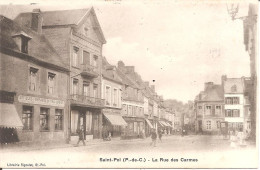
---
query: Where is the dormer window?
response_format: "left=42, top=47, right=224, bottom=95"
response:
left=231, top=85, right=237, bottom=92
left=12, top=31, right=32, bottom=54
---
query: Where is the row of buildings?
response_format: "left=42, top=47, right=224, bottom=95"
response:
left=0, top=7, right=175, bottom=145
left=194, top=75, right=252, bottom=135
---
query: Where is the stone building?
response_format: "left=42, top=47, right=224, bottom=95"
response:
left=15, top=8, right=106, bottom=142
left=0, top=15, right=69, bottom=145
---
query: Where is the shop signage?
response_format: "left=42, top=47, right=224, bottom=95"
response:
left=18, top=95, right=65, bottom=107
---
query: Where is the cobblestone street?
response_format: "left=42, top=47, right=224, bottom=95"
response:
left=0, top=135, right=257, bottom=168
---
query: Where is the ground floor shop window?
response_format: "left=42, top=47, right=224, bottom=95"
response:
left=86, top=111, right=92, bottom=135
left=206, top=120, right=211, bottom=130
left=71, top=110, right=79, bottom=134
left=55, top=109, right=63, bottom=130
left=22, top=106, right=33, bottom=130
left=40, top=108, right=49, bottom=131
left=216, top=121, right=220, bottom=129
left=134, top=122, right=138, bottom=134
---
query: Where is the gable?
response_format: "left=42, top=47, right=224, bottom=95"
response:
left=76, top=8, right=106, bottom=44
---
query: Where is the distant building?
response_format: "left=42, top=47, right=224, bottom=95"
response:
left=223, top=76, right=251, bottom=132
left=101, top=57, right=126, bottom=138
left=194, top=82, right=224, bottom=134
left=0, top=15, right=69, bottom=144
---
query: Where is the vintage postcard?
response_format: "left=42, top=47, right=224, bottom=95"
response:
left=0, top=0, right=258, bottom=168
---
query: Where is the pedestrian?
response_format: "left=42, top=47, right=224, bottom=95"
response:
left=158, top=129, right=163, bottom=142
left=75, top=125, right=86, bottom=147
left=150, top=128, right=157, bottom=147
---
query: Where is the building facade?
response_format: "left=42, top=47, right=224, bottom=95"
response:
left=194, top=82, right=225, bottom=134
left=0, top=15, right=69, bottom=145
left=15, top=8, right=107, bottom=142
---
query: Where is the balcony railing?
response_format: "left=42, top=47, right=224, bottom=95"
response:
left=80, top=64, right=99, bottom=78
left=70, top=94, right=105, bottom=107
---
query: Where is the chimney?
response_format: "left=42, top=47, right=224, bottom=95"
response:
left=31, top=9, right=43, bottom=34
left=117, top=61, right=125, bottom=69
left=221, top=75, right=227, bottom=87
left=204, top=82, right=214, bottom=91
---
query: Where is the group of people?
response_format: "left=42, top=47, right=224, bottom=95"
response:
left=229, top=128, right=247, bottom=148
left=150, top=128, right=163, bottom=147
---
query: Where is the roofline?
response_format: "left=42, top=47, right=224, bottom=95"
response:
left=102, top=75, right=124, bottom=85
left=0, top=46, right=70, bottom=73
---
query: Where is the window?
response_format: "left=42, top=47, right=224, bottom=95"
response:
left=233, top=97, right=239, bottom=104
left=128, top=105, right=133, bottom=116
left=48, top=72, right=55, bottom=94
left=233, top=110, right=240, bottom=117
left=215, top=105, right=221, bottom=115
left=93, top=84, right=98, bottom=98
left=83, top=26, right=88, bottom=36
left=92, top=55, right=98, bottom=67
left=72, top=79, right=78, bottom=95
left=247, top=121, right=251, bottom=129
left=86, top=111, right=92, bottom=135
left=206, top=120, right=211, bottom=130
left=198, top=106, right=202, bottom=109
left=122, top=104, right=127, bottom=115
left=216, top=121, right=220, bottom=129
left=72, top=47, right=79, bottom=67
left=113, top=88, right=118, bottom=106
left=83, top=82, right=90, bottom=96
left=225, top=97, right=232, bottom=104
left=134, top=122, right=138, bottom=133
left=21, top=38, right=29, bottom=53
left=29, top=67, right=38, bottom=91
left=225, top=110, right=232, bottom=117
left=105, top=86, right=111, bottom=105
left=231, top=85, right=237, bottom=92
left=40, top=108, right=49, bottom=131
left=205, top=106, right=211, bottom=115
left=82, top=51, right=90, bottom=65
left=55, top=109, right=63, bottom=130
left=22, top=106, right=33, bottom=130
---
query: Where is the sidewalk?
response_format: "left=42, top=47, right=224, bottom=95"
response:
left=0, top=136, right=151, bottom=152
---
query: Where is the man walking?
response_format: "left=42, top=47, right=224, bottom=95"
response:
left=76, top=125, right=86, bottom=146
left=150, top=128, right=157, bottom=147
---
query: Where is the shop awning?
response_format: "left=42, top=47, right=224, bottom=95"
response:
left=103, top=113, right=127, bottom=126
left=0, top=103, right=23, bottom=128
left=165, top=122, right=172, bottom=127
left=145, top=119, right=153, bottom=128
left=158, top=121, right=165, bottom=127
left=159, top=121, right=169, bottom=127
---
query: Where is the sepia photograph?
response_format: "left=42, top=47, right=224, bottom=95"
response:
left=0, top=0, right=258, bottom=168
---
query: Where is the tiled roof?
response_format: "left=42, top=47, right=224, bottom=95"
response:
left=0, top=15, right=68, bottom=69
left=102, top=57, right=123, bottom=84
left=224, top=78, right=244, bottom=93
left=199, top=85, right=224, bottom=101
left=15, top=9, right=89, bottom=26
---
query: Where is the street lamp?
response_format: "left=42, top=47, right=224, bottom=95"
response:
left=226, top=3, right=239, bottom=20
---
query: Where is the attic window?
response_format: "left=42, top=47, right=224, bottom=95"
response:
left=231, top=85, right=237, bottom=92
left=21, top=37, right=29, bottom=53
left=12, top=32, right=32, bottom=54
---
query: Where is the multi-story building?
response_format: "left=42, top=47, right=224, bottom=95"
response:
left=243, top=3, right=257, bottom=140
left=117, top=61, right=145, bottom=139
left=101, top=57, right=126, bottom=138
left=223, top=76, right=251, bottom=132
left=194, top=82, right=224, bottom=134
left=15, top=8, right=106, bottom=142
left=0, top=15, right=69, bottom=144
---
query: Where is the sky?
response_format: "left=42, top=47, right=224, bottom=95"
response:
left=0, top=0, right=253, bottom=103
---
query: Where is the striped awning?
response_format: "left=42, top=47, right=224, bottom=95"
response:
left=145, top=119, right=153, bottom=128
left=0, top=103, right=23, bottom=128
left=103, top=113, right=127, bottom=126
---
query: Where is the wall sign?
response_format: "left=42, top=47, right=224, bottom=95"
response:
left=18, top=95, right=65, bottom=107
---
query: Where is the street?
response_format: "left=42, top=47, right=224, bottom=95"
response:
left=0, top=135, right=257, bottom=168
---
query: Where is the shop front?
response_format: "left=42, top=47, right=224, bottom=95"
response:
left=70, top=106, right=102, bottom=143
left=0, top=91, right=23, bottom=144
left=122, top=116, right=145, bottom=139
left=144, top=118, right=153, bottom=137
left=102, top=108, right=127, bottom=138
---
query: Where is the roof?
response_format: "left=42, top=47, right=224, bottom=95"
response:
left=224, top=78, right=244, bottom=93
left=14, top=7, right=106, bottom=44
left=199, top=84, right=224, bottom=102
left=102, top=57, right=123, bottom=84
left=0, top=15, right=68, bottom=70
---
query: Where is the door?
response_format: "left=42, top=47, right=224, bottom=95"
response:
left=198, top=120, right=202, bottom=132
left=79, top=112, right=86, bottom=139
left=92, top=113, right=99, bottom=139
